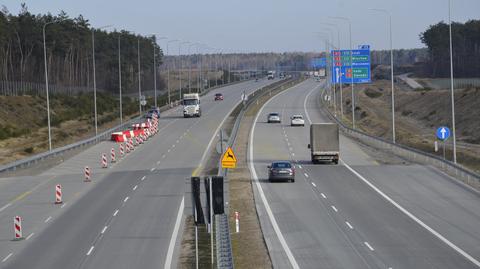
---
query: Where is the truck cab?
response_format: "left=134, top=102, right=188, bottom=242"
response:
left=182, top=93, right=201, bottom=117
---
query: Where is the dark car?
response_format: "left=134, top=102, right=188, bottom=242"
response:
left=268, top=161, right=295, bottom=182
left=146, top=106, right=160, bottom=119
left=214, top=93, right=224, bottom=101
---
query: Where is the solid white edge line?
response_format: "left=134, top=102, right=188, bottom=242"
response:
left=2, top=253, right=12, bottom=263
left=0, top=203, right=12, bottom=212
left=248, top=84, right=302, bottom=269
left=86, top=246, right=95, bottom=256
left=342, top=160, right=480, bottom=267
left=364, top=242, right=375, bottom=251
left=307, top=82, right=480, bottom=267
left=346, top=221, right=354, bottom=230
left=164, top=196, right=184, bottom=269
left=113, top=209, right=119, bottom=216
left=26, top=232, right=34, bottom=240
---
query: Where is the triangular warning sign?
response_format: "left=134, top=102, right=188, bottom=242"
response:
left=222, top=147, right=237, bottom=162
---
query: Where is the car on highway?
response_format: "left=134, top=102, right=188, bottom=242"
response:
left=214, top=93, right=224, bottom=101
left=146, top=106, right=160, bottom=119
left=290, top=115, right=305, bottom=126
left=267, top=112, right=281, bottom=123
left=268, top=161, right=295, bottom=182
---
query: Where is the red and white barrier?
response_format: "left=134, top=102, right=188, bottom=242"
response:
left=55, top=184, right=63, bottom=204
left=129, top=138, right=134, bottom=150
left=136, top=136, right=140, bottom=146
left=14, top=216, right=23, bottom=240
left=119, top=143, right=124, bottom=156
left=111, top=148, right=116, bottom=163
left=84, top=166, right=91, bottom=182
left=101, top=153, right=108, bottom=168
left=235, top=211, right=240, bottom=233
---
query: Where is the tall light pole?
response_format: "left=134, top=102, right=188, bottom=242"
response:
left=179, top=41, right=190, bottom=100
left=188, top=43, right=198, bottom=93
left=151, top=35, right=167, bottom=108
left=448, top=0, right=457, bottom=163
left=315, top=31, right=336, bottom=115
left=43, top=19, right=65, bottom=151
left=331, top=16, right=355, bottom=129
left=138, top=38, right=142, bottom=115
left=167, top=39, right=179, bottom=105
left=118, top=34, right=123, bottom=124
left=92, top=25, right=112, bottom=135
left=370, top=8, right=396, bottom=144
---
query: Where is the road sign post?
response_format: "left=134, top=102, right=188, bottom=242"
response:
left=221, top=147, right=237, bottom=169
left=436, top=127, right=450, bottom=160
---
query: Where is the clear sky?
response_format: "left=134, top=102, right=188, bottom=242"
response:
left=2, top=0, right=479, bottom=54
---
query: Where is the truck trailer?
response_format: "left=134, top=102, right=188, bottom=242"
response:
left=308, top=123, right=339, bottom=164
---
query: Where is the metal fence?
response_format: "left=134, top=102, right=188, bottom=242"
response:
left=0, top=81, right=107, bottom=96
left=318, top=89, right=480, bottom=189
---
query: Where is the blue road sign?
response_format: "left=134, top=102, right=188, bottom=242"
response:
left=311, top=57, right=327, bottom=68
left=331, top=48, right=371, bottom=84
left=436, top=126, right=451, bottom=141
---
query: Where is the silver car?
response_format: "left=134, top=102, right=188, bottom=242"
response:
left=268, top=161, right=295, bottom=182
left=267, top=112, right=281, bottom=123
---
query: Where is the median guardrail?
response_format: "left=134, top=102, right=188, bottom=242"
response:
left=318, top=87, right=480, bottom=189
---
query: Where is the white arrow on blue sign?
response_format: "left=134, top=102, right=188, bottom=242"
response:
left=436, top=126, right=450, bottom=141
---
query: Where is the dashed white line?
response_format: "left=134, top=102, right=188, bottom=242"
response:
left=123, top=197, right=129, bottom=203
left=0, top=203, right=12, bottom=212
left=331, top=206, right=338, bottom=212
left=162, top=154, right=166, bottom=158
left=298, top=165, right=302, bottom=169
left=133, top=185, right=138, bottom=191
left=44, top=216, right=52, bottom=223
left=176, top=140, right=179, bottom=143
left=157, top=161, right=161, bottom=165
left=101, top=226, right=108, bottom=234
left=150, top=168, right=155, bottom=172
left=172, top=144, right=175, bottom=148
left=167, top=149, right=171, bottom=153
left=304, top=173, right=309, bottom=178
left=289, top=147, right=293, bottom=151
left=311, top=182, right=317, bottom=187
left=321, top=193, right=327, bottom=199
left=113, top=209, right=119, bottom=216
left=141, top=176, right=146, bottom=181
left=86, top=246, right=95, bottom=256
left=291, top=153, right=295, bottom=156
left=2, top=253, right=12, bottom=263
left=287, top=142, right=291, bottom=146
left=26, top=233, right=34, bottom=240
left=346, top=221, right=354, bottom=230
left=364, top=242, right=375, bottom=251
left=61, top=202, right=67, bottom=208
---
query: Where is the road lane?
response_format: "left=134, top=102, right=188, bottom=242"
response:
left=249, top=79, right=479, bottom=268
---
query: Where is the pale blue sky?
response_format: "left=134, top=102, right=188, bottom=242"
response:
left=2, top=0, right=479, bottom=53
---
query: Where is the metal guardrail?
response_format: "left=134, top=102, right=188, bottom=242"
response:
left=318, top=88, right=480, bottom=189
left=213, top=77, right=301, bottom=269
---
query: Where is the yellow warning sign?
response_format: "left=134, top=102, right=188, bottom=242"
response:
left=221, top=147, right=237, bottom=169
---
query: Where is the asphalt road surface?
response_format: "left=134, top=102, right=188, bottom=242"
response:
left=249, top=79, right=480, bottom=269
left=0, top=78, right=275, bottom=269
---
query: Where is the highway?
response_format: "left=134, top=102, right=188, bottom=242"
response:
left=249, top=79, right=480, bottom=268
left=0, top=78, right=275, bottom=269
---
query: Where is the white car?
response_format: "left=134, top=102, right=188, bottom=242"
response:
left=267, top=112, right=281, bottom=123
left=290, top=115, right=305, bottom=126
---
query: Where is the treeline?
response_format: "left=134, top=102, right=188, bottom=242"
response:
left=420, top=20, right=480, bottom=78
left=0, top=4, right=163, bottom=94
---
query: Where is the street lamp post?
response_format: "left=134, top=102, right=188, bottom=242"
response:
left=448, top=0, right=457, bottom=163
left=167, top=39, right=179, bottom=105
left=152, top=35, right=167, bottom=108
left=331, top=16, right=355, bottom=129
left=118, top=35, right=122, bottom=124
left=138, top=39, right=142, bottom=115
left=43, top=19, right=65, bottom=151
left=370, top=8, right=396, bottom=143
left=179, top=41, right=190, bottom=100
left=188, top=43, right=198, bottom=93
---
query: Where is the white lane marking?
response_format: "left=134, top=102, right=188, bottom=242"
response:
left=298, top=165, right=302, bottom=169
left=311, top=182, right=317, bottom=187
left=44, top=216, right=52, bottom=223
left=303, top=83, right=322, bottom=124
left=184, top=132, right=187, bottom=136
left=61, top=202, right=67, bottom=208
left=157, top=161, right=161, bottom=165
left=113, top=209, right=119, bottom=216
left=331, top=206, right=338, bottom=212
left=287, top=142, right=291, bottom=146
left=26, top=232, right=34, bottom=240
left=150, top=168, right=155, bottom=172
left=164, top=196, right=184, bottom=269
left=101, top=226, right=108, bottom=234
left=86, top=246, right=95, bottom=256
left=176, top=140, right=179, bottom=143
left=291, top=153, right=295, bottom=156
left=167, top=149, right=171, bottom=153
left=2, top=253, right=12, bottom=263
left=141, top=176, right=146, bottom=181
left=248, top=86, right=301, bottom=269
left=123, top=197, right=129, bottom=203
left=172, top=144, right=176, bottom=148
left=364, top=242, right=375, bottom=251
left=304, top=173, right=309, bottom=178
left=162, top=154, right=166, bottom=158
left=133, top=185, right=138, bottom=191
left=321, top=193, right=327, bottom=199
left=346, top=221, right=354, bottom=230
left=0, top=203, right=12, bottom=212
left=342, top=160, right=480, bottom=267
left=289, top=147, right=293, bottom=151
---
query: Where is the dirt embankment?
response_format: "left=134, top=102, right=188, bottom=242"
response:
left=336, top=80, right=480, bottom=172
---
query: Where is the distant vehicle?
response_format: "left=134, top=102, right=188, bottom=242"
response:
left=279, top=72, right=286, bottom=79
left=268, top=161, right=295, bottom=182
left=267, top=71, right=275, bottom=80
left=308, top=123, right=339, bottom=164
left=290, top=115, right=305, bottom=126
left=146, top=106, right=160, bottom=119
left=267, top=112, right=281, bottom=123
left=183, top=93, right=201, bottom=117
left=214, top=93, right=224, bottom=101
